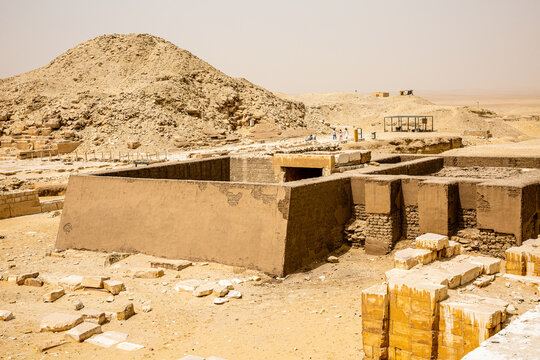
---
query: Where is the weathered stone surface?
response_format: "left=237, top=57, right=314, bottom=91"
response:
left=394, top=248, right=435, bottom=270
left=151, top=259, right=192, bottom=271
left=40, top=313, right=83, bottom=332
left=415, top=233, right=449, bottom=251
left=0, top=310, right=14, bottom=321
left=174, top=279, right=202, bottom=292
left=116, top=303, right=135, bottom=320
left=14, top=272, right=39, bottom=285
left=24, top=277, right=43, bottom=287
left=193, top=282, right=216, bottom=297
left=468, top=256, right=501, bottom=275
left=59, top=275, right=83, bottom=291
left=73, top=300, right=84, bottom=311
left=82, top=309, right=106, bottom=324
left=103, top=280, right=125, bottom=295
left=43, top=289, right=65, bottom=302
left=327, top=255, right=339, bottom=263
left=218, top=280, right=234, bottom=290
left=67, top=322, right=102, bottom=342
left=226, top=290, right=242, bottom=299
left=116, top=341, right=144, bottom=351
left=474, top=275, right=496, bottom=288
left=131, top=268, right=164, bottom=278
left=86, top=330, right=128, bottom=348
left=81, top=276, right=109, bottom=289
left=34, top=337, right=68, bottom=352
left=213, top=285, right=229, bottom=297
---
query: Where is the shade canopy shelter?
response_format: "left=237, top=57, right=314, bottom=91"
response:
left=383, top=116, right=434, bottom=132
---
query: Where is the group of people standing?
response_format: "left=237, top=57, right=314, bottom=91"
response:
left=332, top=128, right=348, bottom=141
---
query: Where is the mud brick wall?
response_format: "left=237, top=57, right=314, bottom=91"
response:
left=452, top=230, right=517, bottom=258
left=0, top=190, right=41, bottom=219
left=93, top=156, right=230, bottom=181
left=284, top=177, right=352, bottom=274
left=457, top=209, right=477, bottom=230
left=366, top=211, right=401, bottom=251
left=402, top=205, right=420, bottom=240
left=354, top=204, right=367, bottom=220
left=229, top=155, right=277, bottom=183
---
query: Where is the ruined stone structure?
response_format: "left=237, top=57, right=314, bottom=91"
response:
left=0, top=189, right=63, bottom=219
left=56, top=152, right=540, bottom=276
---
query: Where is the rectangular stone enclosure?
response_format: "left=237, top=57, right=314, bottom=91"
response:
left=56, top=153, right=540, bottom=275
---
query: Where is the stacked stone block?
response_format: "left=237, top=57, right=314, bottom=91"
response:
left=362, top=284, right=389, bottom=359
left=438, top=295, right=508, bottom=359
left=505, top=238, right=540, bottom=276
left=387, top=279, right=448, bottom=360
left=0, top=190, right=41, bottom=219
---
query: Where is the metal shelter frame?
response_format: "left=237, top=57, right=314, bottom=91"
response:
left=383, top=116, right=434, bottom=132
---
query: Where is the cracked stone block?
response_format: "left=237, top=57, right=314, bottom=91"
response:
left=67, top=322, right=102, bottom=342
left=40, top=313, right=83, bottom=332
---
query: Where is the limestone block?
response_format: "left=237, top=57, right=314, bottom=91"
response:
left=116, top=341, right=144, bottom=351
left=131, top=268, right=164, bottom=278
left=174, top=279, right=202, bottom=292
left=82, top=309, right=107, bottom=325
left=116, top=303, right=135, bottom=320
left=218, top=280, right=234, bottom=290
left=150, top=259, right=192, bottom=271
left=0, top=310, right=14, bottom=321
left=468, top=256, right=501, bottom=275
left=439, top=259, right=482, bottom=286
left=59, top=275, right=83, bottom=291
left=213, top=285, right=230, bottom=297
left=193, top=282, right=216, bottom=297
left=40, top=313, right=83, bottom=332
left=225, top=290, right=242, bottom=299
left=43, top=289, right=65, bottom=303
left=81, top=276, right=109, bottom=289
left=415, top=233, right=449, bottom=251
left=335, top=153, right=350, bottom=165
left=7, top=275, right=18, bottom=284
left=348, top=151, right=361, bottom=162
left=24, top=277, right=43, bottom=287
left=394, top=248, right=436, bottom=270
left=103, top=280, right=125, bottom=295
left=15, top=272, right=39, bottom=285
left=67, top=322, right=102, bottom=342
left=441, top=240, right=461, bottom=258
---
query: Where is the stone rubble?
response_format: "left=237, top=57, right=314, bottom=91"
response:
left=43, top=289, right=65, bottom=302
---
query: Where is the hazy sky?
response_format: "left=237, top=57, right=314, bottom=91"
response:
left=1, top=0, right=540, bottom=94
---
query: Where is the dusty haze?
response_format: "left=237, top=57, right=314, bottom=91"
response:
left=1, top=0, right=540, bottom=94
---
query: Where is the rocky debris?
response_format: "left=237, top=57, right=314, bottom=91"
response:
left=58, top=275, right=83, bottom=291
left=213, top=298, right=229, bottom=305
left=81, top=275, right=109, bottom=288
left=226, top=291, right=242, bottom=299
left=506, top=304, right=518, bottom=315
left=104, top=252, right=131, bottom=266
left=8, top=271, right=39, bottom=285
left=0, top=34, right=324, bottom=152
left=103, top=279, right=125, bottom=295
left=474, top=275, right=496, bottom=288
left=131, top=267, right=164, bottom=278
left=213, top=285, right=229, bottom=297
left=343, top=218, right=366, bottom=245
left=116, top=303, right=135, bottom=320
left=106, top=296, right=115, bottom=303
left=142, top=305, right=152, bottom=313
left=34, top=337, right=68, bottom=352
left=43, top=289, right=65, bottom=302
left=40, top=313, right=83, bottom=332
left=67, top=322, right=102, bottom=342
left=218, top=280, right=234, bottom=290
left=327, top=256, right=339, bottom=263
left=82, top=310, right=106, bottom=324
left=127, top=141, right=141, bottom=149
left=174, top=279, right=202, bottom=292
left=73, top=300, right=84, bottom=311
left=193, top=282, right=216, bottom=297
left=0, top=310, right=14, bottom=321
left=151, top=259, right=192, bottom=271
left=24, top=277, right=43, bottom=287
left=116, top=342, right=145, bottom=351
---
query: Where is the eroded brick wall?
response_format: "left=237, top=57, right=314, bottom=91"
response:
left=229, top=156, right=277, bottom=183
left=452, top=229, right=517, bottom=258
left=402, top=205, right=419, bottom=240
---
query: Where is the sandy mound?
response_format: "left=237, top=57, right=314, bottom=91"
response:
left=276, top=92, right=528, bottom=139
left=0, top=34, right=324, bottom=151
